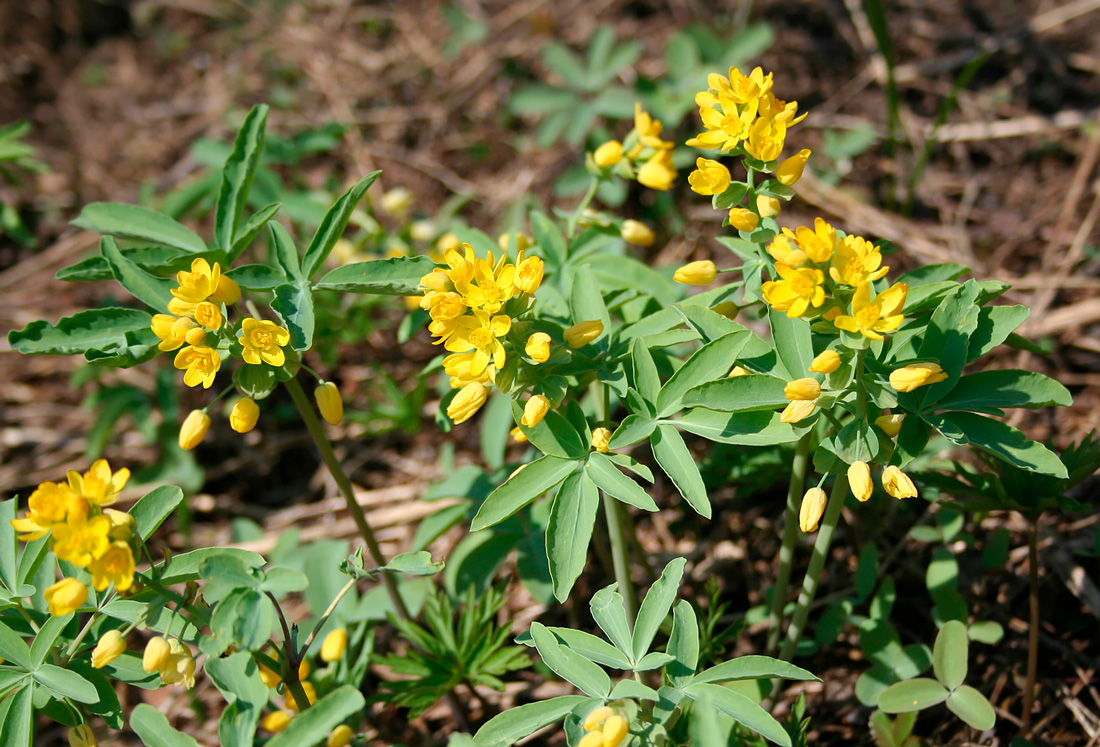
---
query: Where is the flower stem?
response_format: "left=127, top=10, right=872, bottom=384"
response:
left=284, top=376, right=409, bottom=620
left=594, top=381, right=635, bottom=623
left=297, top=576, right=357, bottom=660
left=778, top=475, right=849, bottom=662
left=765, top=432, right=813, bottom=656
left=567, top=177, right=601, bottom=240
left=1023, top=513, right=1041, bottom=729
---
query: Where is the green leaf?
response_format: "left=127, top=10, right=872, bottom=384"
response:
left=314, top=256, right=437, bottom=296
left=302, top=172, right=381, bottom=279
left=686, top=683, right=791, bottom=747
left=260, top=566, right=309, bottom=594
left=946, top=684, right=996, bottom=730
left=205, top=652, right=268, bottom=747
left=934, top=370, right=1071, bottom=412
left=530, top=622, right=611, bottom=698
left=226, top=263, right=286, bottom=290
left=657, top=332, right=750, bottom=417
left=100, top=237, right=174, bottom=312
left=682, top=374, right=789, bottom=412
left=0, top=499, right=19, bottom=594
left=209, top=588, right=274, bottom=651
left=514, top=404, right=588, bottom=459
left=9, top=307, right=155, bottom=358
left=530, top=211, right=567, bottom=269
left=667, top=600, right=699, bottom=687
left=585, top=452, right=657, bottom=512
left=932, top=620, right=968, bottom=690
left=529, top=627, right=631, bottom=669
left=215, top=104, right=268, bottom=252
left=693, top=655, right=819, bottom=684
left=382, top=550, right=445, bottom=576
left=917, top=281, right=981, bottom=405
left=834, top=419, right=880, bottom=464
left=652, top=425, right=711, bottom=518
left=630, top=339, right=661, bottom=404
left=968, top=305, right=1029, bottom=361
left=130, top=703, right=201, bottom=747
left=769, top=307, right=813, bottom=379
left=72, top=202, right=207, bottom=254
left=57, top=246, right=193, bottom=282
left=269, top=221, right=302, bottom=281
left=155, top=548, right=265, bottom=586
left=266, top=686, right=366, bottom=747
left=229, top=203, right=281, bottom=262
left=271, top=282, right=314, bottom=351
left=33, top=663, right=99, bottom=703
left=472, top=695, right=589, bottom=747
left=0, top=619, right=33, bottom=669
left=878, top=677, right=950, bottom=713
left=609, top=414, right=656, bottom=449
left=471, top=456, right=579, bottom=530
left=589, top=584, right=635, bottom=663
left=569, top=270, right=611, bottom=344
left=129, top=485, right=184, bottom=541
left=546, top=472, right=599, bottom=602
left=674, top=409, right=798, bottom=446
left=0, top=685, right=32, bottom=747
left=633, top=557, right=686, bottom=662
left=29, top=614, right=70, bottom=668
left=929, top=412, right=1068, bottom=477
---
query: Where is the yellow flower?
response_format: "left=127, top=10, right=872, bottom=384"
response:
left=262, top=711, right=293, bottom=733
left=143, top=636, right=172, bottom=674
left=299, top=658, right=312, bottom=680
left=169, top=258, right=239, bottom=314
left=173, top=345, right=222, bottom=388
left=632, top=103, right=672, bottom=151
left=762, top=263, right=826, bottom=318
left=829, top=234, right=889, bottom=287
left=889, top=362, right=948, bottom=392
left=445, top=310, right=511, bottom=377
left=91, top=630, right=126, bottom=669
left=756, top=194, right=781, bottom=218
left=229, top=397, right=260, bottom=434
left=688, top=158, right=732, bottom=196
left=321, top=628, right=348, bottom=663
left=674, top=260, right=717, bottom=286
left=792, top=219, right=837, bottom=263
left=881, top=466, right=917, bottom=499
left=620, top=220, right=655, bottom=247
left=68, top=724, right=96, bottom=747
left=779, top=399, right=816, bottom=423
left=68, top=459, right=130, bottom=507
left=591, top=427, right=612, bottom=453
left=728, top=208, right=759, bottom=232
left=712, top=66, right=774, bottom=104
left=259, top=662, right=281, bottom=688
left=875, top=413, right=904, bottom=437
left=593, top=140, right=623, bottom=168
left=687, top=95, right=760, bottom=152
left=381, top=186, right=413, bottom=217
left=809, top=350, right=841, bottom=374
left=777, top=149, right=811, bottom=185
left=285, top=681, right=316, bottom=711
left=759, top=90, right=807, bottom=126
left=602, top=715, right=629, bottom=747
left=161, top=639, right=196, bottom=688
left=744, top=116, right=787, bottom=162
left=315, top=382, right=344, bottom=425
left=577, top=734, right=603, bottom=747
left=799, top=487, right=827, bottom=533
left=848, top=461, right=873, bottom=502
left=766, top=234, right=806, bottom=268
left=89, top=541, right=135, bottom=592
left=239, top=318, right=291, bottom=367
left=443, top=352, right=493, bottom=388
left=564, top=320, right=604, bottom=348
left=728, top=365, right=751, bottom=377
left=784, top=378, right=821, bottom=401
left=151, top=314, right=196, bottom=352
left=522, top=395, right=550, bottom=428
left=178, top=410, right=211, bottom=450
left=328, top=725, right=354, bottom=747
left=448, top=382, right=489, bottom=425
left=637, top=149, right=677, bottom=191
left=515, top=255, right=544, bottom=294
left=833, top=282, right=907, bottom=340
left=103, top=508, right=135, bottom=542
left=525, top=332, right=551, bottom=363
left=44, top=577, right=87, bottom=616
left=11, top=480, right=72, bottom=540
left=511, top=426, right=528, bottom=443
left=584, top=706, right=615, bottom=730
left=52, top=513, right=111, bottom=567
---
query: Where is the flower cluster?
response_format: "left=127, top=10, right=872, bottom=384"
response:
left=142, top=635, right=197, bottom=688
left=579, top=705, right=630, bottom=747
left=591, top=103, right=678, bottom=191
left=10, top=460, right=136, bottom=615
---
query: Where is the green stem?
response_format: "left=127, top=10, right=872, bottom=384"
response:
left=284, top=376, right=409, bottom=621
left=267, top=591, right=312, bottom=713
left=567, top=178, right=601, bottom=240
left=603, top=493, right=636, bottom=625
left=1023, top=513, right=1041, bottom=730
left=778, top=475, right=849, bottom=663
left=297, top=577, right=357, bottom=660
left=64, top=610, right=101, bottom=661
left=765, top=433, right=813, bottom=656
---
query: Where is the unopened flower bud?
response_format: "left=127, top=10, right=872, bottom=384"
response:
left=511, top=426, right=528, bottom=443
left=328, top=725, right=354, bottom=747
left=321, top=628, right=347, bottom=663
left=591, top=427, right=612, bottom=453
left=178, top=410, right=211, bottom=450
left=889, top=362, right=948, bottom=392
left=674, top=260, right=717, bottom=286
left=564, top=320, right=603, bottom=348
left=603, top=714, right=629, bottom=747
left=315, top=382, right=344, bottom=425
left=784, top=378, right=821, bottom=401
left=799, top=487, right=827, bottom=533
left=848, top=461, right=873, bottom=502
left=756, top=194, right=781, bottom=218
left=776, top=148, right=811, bottom=186
left=448, top=383, right=488, bottom=425
left=44, top=577, right=86, bottom=617
left=91, top=630, right=126, bottom=669
left=882, top=466, right=918, bottom=499
left=230, top=397, right=260, bottom=434
left=875, top=413, right=904, bottom=437
left=728, top=207, right=760, bottom=232
left=712, top=301, right=739, bottom=319
left=780, top=400, right=816, bottom=424
left=525, top=332, right=551, bottom=363
left=67, top=724, right=96, bottom=747
left=262, top=711, right=292, bottom=733
left=620, top=219, right=655, bottom=247
left=522, top=395, right=551, bottom=428
left=809, top=350, right=841, bottom=374
left=143, top=636, right=172, bottom=674
left=593, top=140, right=623, bottom=168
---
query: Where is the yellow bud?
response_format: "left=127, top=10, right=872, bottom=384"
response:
left=448, top=382, right=489, bottom=425
left=673, top=260, right=717, bottom=286
left=184, top=326, right=208, bottom=346
left=410, top=220, right=435, bottom=242
left=103, top=508, right=135, bottom=542
left=889, top=362, right=948, bottom=392
left=712, top=301, right=739, bottom=319
left=780, top=400, right=816, bottom=424
left=776, top=148, right=811, bottom=186
left=497, top=232, right=532, bottom=252
left=230, top=397, right=260, bottom=434
left=881, top=466, right=917, bottom=499
left=522, top=395, right=551, bottom=428
left=380, top=186, right=413, bottom=217
left=756, top=194, right=781, bottom=218
left=327, top=724, right=354, bottom=747
left=321, top=628, right=348, bottom=663
left=848, top=461, right=873, bottom=502
left=809, top=350, right=841, bottom=374
left=259, top=662, right=281, bottom=688
left=784, top=378, right=821, bottom=401
left=91, top=630, right=126, bottom=669
left=44, top=577, right=86, bottom=617
left=286, top=681, right=316, bottom=712
left=564, top=320, right=604, bottom=348
left=583, top=706, right=615, bottom=731
left=515, top=256, right=544, bottom=294
left=211, top=274, right=242, bottom=305
left=620, top=219, right=655, bottom=247
left=525, top=332, right=551, bottom=363
left=510, top=426, right=528, bottom=443
left=436, top=231, right=462, bottom=255
left=728, top=207, right=760, bottom=232
left=591, top=427, right=612, bottom=453
left=603, top=714, right=629, bottom=747
left=299, top=658, right=311, bottom=680
left=67, top=724, right=96, bottom=747
left=143, top=636, right=172, bottom=674
left=799, top=487, right=827, bottom=533
left=728, top=365, right=751, bottom=377
left=593, top=140, right=623, bottom=168
left=315, top=382, right=344, bottom=425
left=262, top=711, right=293, bottom=733
left=178, top=410, right=210, bottom=451
left=578, top=733, right=605, bottom=747
left=875, top=414, right=904, bottom=438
